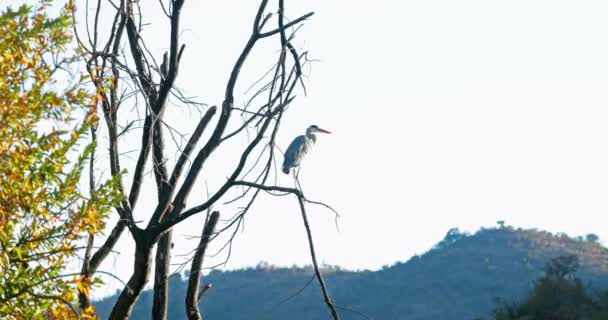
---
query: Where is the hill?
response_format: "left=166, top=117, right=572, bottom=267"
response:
left=95, top=226, right=608, bottom=319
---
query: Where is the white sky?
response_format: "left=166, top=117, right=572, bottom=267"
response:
left=6, top=0, right=608, bottom=298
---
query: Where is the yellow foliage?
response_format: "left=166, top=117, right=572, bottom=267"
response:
left=0, top=2, right=117, bottom=319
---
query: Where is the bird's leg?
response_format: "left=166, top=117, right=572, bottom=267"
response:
left=292, top=169, right=298, bottom=189
left=294, top=167, right=304, bottom=194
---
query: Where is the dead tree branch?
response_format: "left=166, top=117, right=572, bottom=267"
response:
left=231, top=181, right=340, bottom=319
left=297, top=197, right=340, bottom=320
left=73, top=0, right=327, bottom=319
left=185, top=211, right=220, bottom=320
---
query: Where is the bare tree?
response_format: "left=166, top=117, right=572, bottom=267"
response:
left=72, top=0, right=339, bottom=319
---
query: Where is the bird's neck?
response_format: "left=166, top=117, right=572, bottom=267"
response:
left=306, top=132, right=317, bottom=143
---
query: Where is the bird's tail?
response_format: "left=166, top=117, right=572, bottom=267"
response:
left=282, top=165, right=290, bottom=175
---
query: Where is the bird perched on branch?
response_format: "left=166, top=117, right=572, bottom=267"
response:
left=282, top=125, right=331, bottom=175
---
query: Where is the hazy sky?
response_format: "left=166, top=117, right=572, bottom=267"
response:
left=8, top=0, right=608, bottom=298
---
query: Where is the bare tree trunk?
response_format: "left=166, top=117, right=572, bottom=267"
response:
left=152, top=230, right=172, bottom=320
left=186, top=211, right=219, bottom=320
left=109, top=241, right=153, bottom=320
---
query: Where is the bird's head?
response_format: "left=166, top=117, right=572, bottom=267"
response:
left=307, top=125, right=331, bottom=135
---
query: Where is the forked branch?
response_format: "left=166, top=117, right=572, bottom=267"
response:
left=231, top=181, right=340, bottom=320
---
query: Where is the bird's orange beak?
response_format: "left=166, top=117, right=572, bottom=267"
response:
left=317, top=128, right=331, bottom=134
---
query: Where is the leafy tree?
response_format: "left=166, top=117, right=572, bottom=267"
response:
left=543, top=255, right=580, bottom=280
left=434, top=228, right=466, bottom=249
left=586, top=234, right=599, bottom=243
left=491, top=255, right=608, bottom=320
left=0, top=2, right=119, bottom=319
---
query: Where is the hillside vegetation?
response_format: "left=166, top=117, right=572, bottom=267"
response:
left=95, top=226, right=608, bottom=319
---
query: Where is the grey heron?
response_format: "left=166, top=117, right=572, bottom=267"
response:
left=282, top=125, right=331, bottom=175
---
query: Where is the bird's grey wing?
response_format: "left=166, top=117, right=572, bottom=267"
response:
left=283, top=135, right=306, bottom=168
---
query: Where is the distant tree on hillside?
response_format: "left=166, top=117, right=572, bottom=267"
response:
left=543, top=255, right=579, bottom=280
left=491, top=255, right=608, bottom=320
left=586, top=234, right=599, bottom=243
left=434, top=228, right=467, bottom=249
